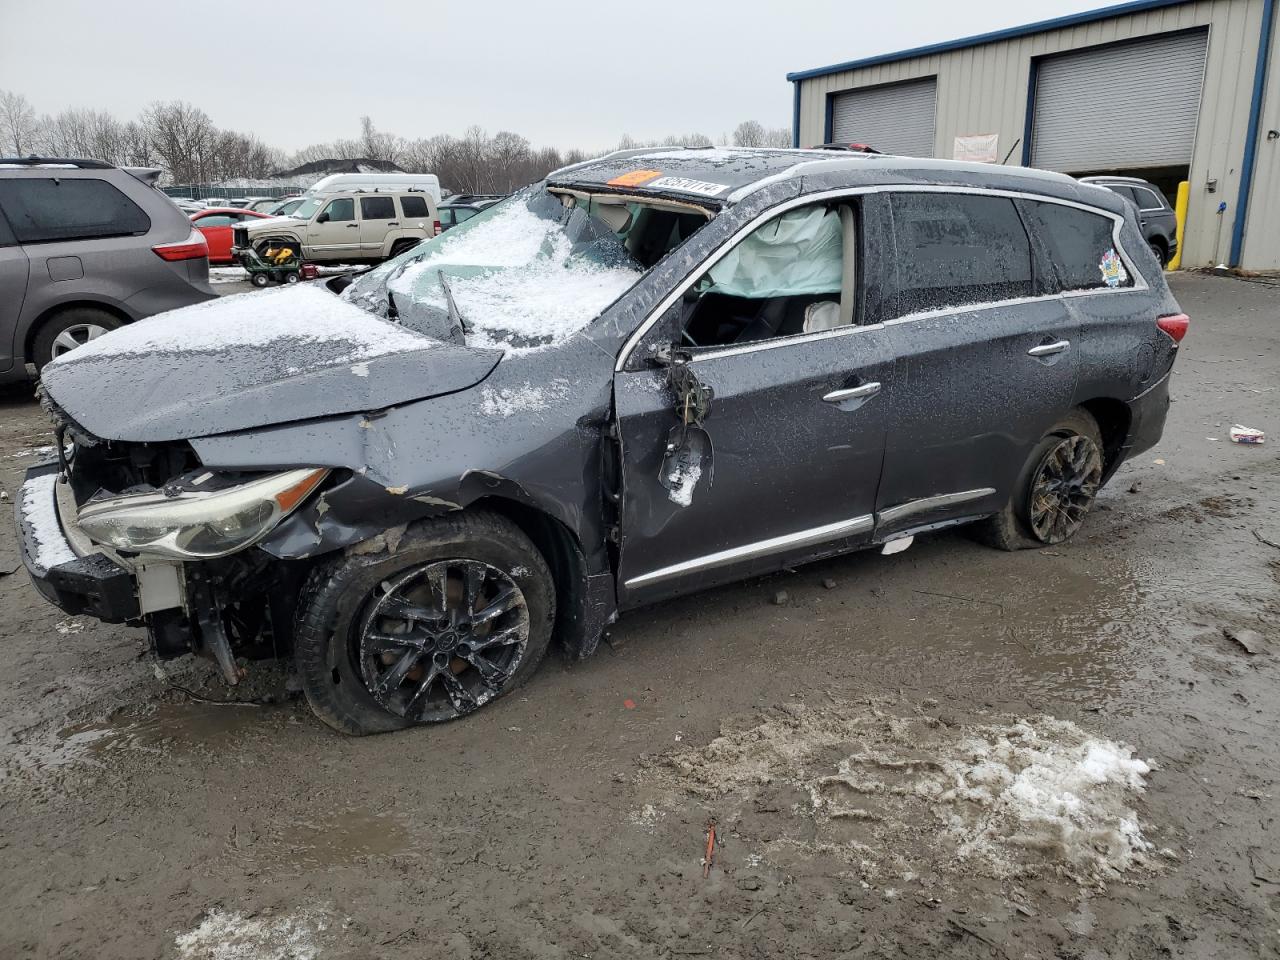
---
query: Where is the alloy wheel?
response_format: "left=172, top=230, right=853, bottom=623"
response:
left=357, top=560, right=529, bottom=722
left=51, top=323, right=111, bottom=358
left=1027, top=434, right=1103, bottom=544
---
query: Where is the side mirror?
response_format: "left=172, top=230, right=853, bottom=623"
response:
left=316, top=212, right=330, bottom=224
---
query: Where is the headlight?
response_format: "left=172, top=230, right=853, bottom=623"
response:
left=78, top=468, right=328, bottom=560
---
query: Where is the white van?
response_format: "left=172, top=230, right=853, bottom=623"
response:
left=306, top=173, right=441, bottom=203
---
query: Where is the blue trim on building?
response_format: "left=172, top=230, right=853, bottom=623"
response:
left=1021, top=58, right=1040, bottom=165
left=1230, top=0, right=1276, bottom=266
left=785, top=0, right=1192, bottom=81
left=792, top=81, right=801, bottom=148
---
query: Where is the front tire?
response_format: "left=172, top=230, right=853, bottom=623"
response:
left=32, top=307, right=123, bottom=371
left=971, top=409, right=1104, bottom=551
left=251, top=272, right=271, bottom=288
left=294, top=512, right=555, bottom=735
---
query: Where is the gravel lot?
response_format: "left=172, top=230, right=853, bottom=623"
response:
left=1, top=272, right=1277, bottom=959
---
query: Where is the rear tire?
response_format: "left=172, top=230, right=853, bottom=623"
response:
left=970, top=409, right=1104, bottom=551
left=284, top=271, right=300, bottom=284
left=294, top=511, right=555, bottom=736
left=1149, top=240, right=1166, bottom=268
left=32, top=307, right=123, bottom=371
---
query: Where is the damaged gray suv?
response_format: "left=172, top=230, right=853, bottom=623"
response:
left=16, top=148, right=1188, bottom=735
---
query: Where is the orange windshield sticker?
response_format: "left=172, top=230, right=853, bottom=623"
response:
left=606, top=169, right=662, bottom=188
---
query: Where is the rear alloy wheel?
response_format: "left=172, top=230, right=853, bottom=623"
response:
left=294, top=512, right=555, bottom=735
left=1025, top=433, right=1103, bottom=544
left=32, top=307, right=122, bottom=371
left=970, top=409, right=1104, bottom=551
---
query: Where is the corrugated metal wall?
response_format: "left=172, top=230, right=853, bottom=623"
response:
left=796, top=0, right=1272, bottom=269
left=1242, top=13, right=1279, bottom=270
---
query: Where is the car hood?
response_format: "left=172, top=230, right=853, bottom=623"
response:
left=41, top=284, right=501, bottom=443
left=242, top=215, right=305, bottom=233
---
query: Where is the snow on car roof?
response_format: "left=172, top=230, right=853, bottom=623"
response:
left=550, top=146, right=1081, bottom=205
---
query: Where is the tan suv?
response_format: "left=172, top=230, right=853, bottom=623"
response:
left=233, top=189, right=439, bottom=264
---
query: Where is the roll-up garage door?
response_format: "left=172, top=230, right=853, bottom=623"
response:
left=1031, top=29, right=1208, bottom=172
left=831, top=77, right=937, bottom=157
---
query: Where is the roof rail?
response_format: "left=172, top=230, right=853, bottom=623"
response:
left=0, top=156, right=115, bottom=169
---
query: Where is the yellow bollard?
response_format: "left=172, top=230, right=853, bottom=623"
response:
left=1167, top=180, right=1189, bottom=271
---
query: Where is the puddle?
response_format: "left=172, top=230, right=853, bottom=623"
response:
left=5, top=701, right=269, bottom=777
left=242, top=808, right=413, bottom=869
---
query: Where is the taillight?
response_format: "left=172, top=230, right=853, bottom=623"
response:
left=433, top=220, right=442, bottom=237
left=153, top=228, right=209, bottom=262
left=1156, top=312, right=1189, bottom=344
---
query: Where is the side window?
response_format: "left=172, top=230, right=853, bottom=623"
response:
left=1103, top=184, right=1138, bottom=206
left=360, top=196, right=396, bottom=220
left=0, top=177, right=151, bottom=244
left=400, top=195, right=431, bottom=218
left=0, top=208, right=18, bottom=246
left=1132, top=186, right=1166, bottom=210
left=681, top=202, right=855, bottom=348
left=321, top=197, right=355, bottom=222
left=196, top=215, right=235, bottom=227
left=889, top=193, right=1033, bottom=316
left=1020, top=201, right=1132, bottom=293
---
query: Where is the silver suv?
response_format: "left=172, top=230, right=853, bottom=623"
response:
left=233, top=189, right=440, bottom=264
left=0, top=157, right=216, bottom=383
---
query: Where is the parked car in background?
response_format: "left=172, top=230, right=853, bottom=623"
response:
left=201, top=197, right=228, bottom=208
left=812, top=142, right=883, bottom=153
left=438, top=194, right=504, bottom=231
left=191, top=207, right=274, bottom=264
left=247, top=197, right=287, bottom=213
left=171, top=198, right=205, bottom=215
left=16, top=148, right=1186, bottom=734
left=1079, top=176, right=1177, bottom=267
left=267, top=196, right=305, bottom=217
left=233, top=189, right=439, bottom=263
left=0, top=157, right=215, bottom=381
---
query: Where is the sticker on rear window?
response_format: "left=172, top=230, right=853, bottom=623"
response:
left=1099, top=248, right=1127, bottom=287
left=645, top=176, right=729, bottom=197
left=607, top=169, right=662, bottom=188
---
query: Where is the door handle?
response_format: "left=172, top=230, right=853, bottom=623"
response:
left=1027, top=340, right=1070, bottom=357
left=387, top=221, right=399, bottom=226
left=823, top=382, right=881, bottom=403
left=346, top=223, right=359, bottom=229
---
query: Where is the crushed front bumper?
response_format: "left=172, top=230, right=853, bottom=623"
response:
left=14, top=463, right=140, bottom=623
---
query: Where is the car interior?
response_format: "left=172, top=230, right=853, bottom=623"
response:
left=552, top=189, right=710, bottom=269
left=679, top=202, right=858, bottom=348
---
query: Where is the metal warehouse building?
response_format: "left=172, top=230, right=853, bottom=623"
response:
left=788, top=0, right=1279, bottom=270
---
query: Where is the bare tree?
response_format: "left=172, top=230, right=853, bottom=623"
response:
left=143, top=101, right=217, bottom=183
left=764, top=126, right=792, bottom=148
left=733, top=120, right=766, bottom=147
left=0, top=90, right=38, bottom=155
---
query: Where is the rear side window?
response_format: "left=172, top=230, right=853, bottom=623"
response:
left=1020, top=201, right=1132, bottom=292
left=1132, top=186, right=1167, bottom=210
left=0, top=177, right=151, bottom=244
left=360, top=196, right=396, bottom=220
left=400, top=195, right=431, bottom=218
left=890, top=192, right=1033, bottom=315
left=196, top=214, right=235, bottom=227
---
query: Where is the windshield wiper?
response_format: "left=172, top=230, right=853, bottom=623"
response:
left=437, top=269, right=468, bottom=342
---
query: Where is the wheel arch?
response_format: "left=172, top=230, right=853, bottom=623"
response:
left=1078, top=397, right=1131, bottom=481
left=467, top=495, right=598, bottom=659
left=24, top=299, right=133, bottom=363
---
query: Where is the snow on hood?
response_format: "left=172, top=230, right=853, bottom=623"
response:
left=40, top=284, right=501, bottom=442
left=48, top=284, right=433, bottom=367
left=241, top=214, right=303, bottom=231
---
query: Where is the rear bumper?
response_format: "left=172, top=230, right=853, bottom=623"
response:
left=14, top=464, right=140, bottom=623
left=1110, top=369, right=1172, bottom=480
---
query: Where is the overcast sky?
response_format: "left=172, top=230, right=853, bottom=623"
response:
left=1, top=0, right=1103, bottom=152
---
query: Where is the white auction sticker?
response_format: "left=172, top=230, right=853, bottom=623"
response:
left=645, top=176, right=728, bottom=197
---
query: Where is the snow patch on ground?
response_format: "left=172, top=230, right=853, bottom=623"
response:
left=638, top=701, right=1156, bottom=886
left=478, top=379, right=570, bottom=417
left=18, top=473, right=77, bottom=572
left=47, top=284, right=432, bottom=367
left=175, top=908, right=330, bottom=960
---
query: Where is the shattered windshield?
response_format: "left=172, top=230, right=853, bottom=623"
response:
left=344, top=187, right=684, bottom=353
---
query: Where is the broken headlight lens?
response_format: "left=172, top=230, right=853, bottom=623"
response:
left=78, top=468, right=328, bottom=560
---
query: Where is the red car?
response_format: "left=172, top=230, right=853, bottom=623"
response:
left=191, top=208, right=274, bottom=264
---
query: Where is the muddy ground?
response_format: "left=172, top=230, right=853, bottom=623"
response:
left=1, top=272, right=1278, bottom=959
